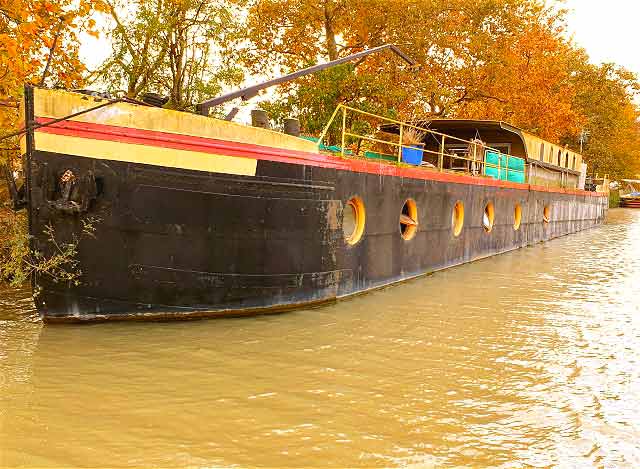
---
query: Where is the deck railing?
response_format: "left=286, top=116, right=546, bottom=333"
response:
left=317, top=104, right=526, bottom=182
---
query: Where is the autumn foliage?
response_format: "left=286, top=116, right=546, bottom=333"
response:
left=0, top=0, right=106, bottom=129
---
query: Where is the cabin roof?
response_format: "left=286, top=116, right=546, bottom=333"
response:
left=422, top=119, right=583, bottom=166
left=422, top=119, right=525, bottom=137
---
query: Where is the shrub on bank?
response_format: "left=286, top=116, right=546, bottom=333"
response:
left=0, top=185, right=30, bottom=284
left=609, top=189, right=620, bottom=208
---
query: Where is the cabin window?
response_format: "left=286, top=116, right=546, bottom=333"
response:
left=483, top=202, right=495, bottom=233
left=538, top=143, right=545, bottom=161
left=557, top=149, right=562, bottom=166
left=399, top=199, right=418, bottom=241
left=543, top=205, right=551, bottom=225
left=343, top=196, right=366, bottom=245
left=452, top=201, right=464, bottom=237
left=514, top=203, right=522, bottom=230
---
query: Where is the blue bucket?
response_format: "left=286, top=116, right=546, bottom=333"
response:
left=401, top=144, right=424, bottom=165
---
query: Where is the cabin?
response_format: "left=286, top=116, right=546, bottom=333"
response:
left=422, top=120, right=586, bottom=189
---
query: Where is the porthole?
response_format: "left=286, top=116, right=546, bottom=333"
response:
left=483, top=202, right=495, bottom=233
left=343, top=196, right=365, bottom=245
left=452, top=201, right=464, bottom=237
left=514, top=203, right=522, bottom=230
left=399, top=199, right=418, bottom=241
left=543, top=205, right=550, bottom=224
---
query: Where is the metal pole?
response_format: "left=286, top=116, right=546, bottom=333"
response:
left=505, top=154, right=509, bottom=181
left=317, top=105, right=342, bottom=149
left=196, top=44, right=416, bottom=115
left=439, top=136, right=445, bottom=171
left=471, top=143, right=477, bottom=175
left=341, top=107, right=347, bottom=158
left=398, top=123, right=404, bottom=163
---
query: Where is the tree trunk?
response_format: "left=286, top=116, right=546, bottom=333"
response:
left=323, top=3, right=338, bottom=61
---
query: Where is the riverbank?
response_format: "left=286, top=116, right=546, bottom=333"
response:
left=610, top=189, right=621, bottom=208
left=0, top=186, right=28, bottom=285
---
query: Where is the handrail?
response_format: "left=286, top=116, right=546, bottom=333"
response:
left=338, top=104, right=483, bottom=148
left=317, top=104, right=527, bottom=180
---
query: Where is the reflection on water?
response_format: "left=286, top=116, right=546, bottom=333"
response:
left=1, top=209, right=640, bottom=468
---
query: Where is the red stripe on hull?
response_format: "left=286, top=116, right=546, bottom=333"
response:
left=35, top=117, right=606, bottom=198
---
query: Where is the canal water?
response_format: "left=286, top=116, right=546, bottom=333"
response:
left=1, top=209, right=639, bottom=468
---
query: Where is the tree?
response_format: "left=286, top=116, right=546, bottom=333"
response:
left=453, top=4, right=584, bottom=142
left=96, top=0, right=244, bottom=111
left=96, top=0, right=170, bottom=99
left=1, top=0, right=106, bottom=132
left=569, top=61, right=640, bottom=179
left=238, top=0, right=580, bottom=130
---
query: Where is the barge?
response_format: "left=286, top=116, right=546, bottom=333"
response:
left=7, top=49, right=608, bottom=322
left=619, top=180, right=640, bottom=208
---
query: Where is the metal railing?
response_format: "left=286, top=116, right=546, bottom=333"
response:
left=317, top=104, right=527, bottom=182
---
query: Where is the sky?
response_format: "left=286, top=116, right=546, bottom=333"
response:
left=563, top=0, right=640, bottom=77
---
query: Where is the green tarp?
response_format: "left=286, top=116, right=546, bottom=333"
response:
left=484, top=151, right=525, bottom=183
left=299, top=135, right=351, bottom=154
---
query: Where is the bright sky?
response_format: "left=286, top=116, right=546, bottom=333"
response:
left=563, top=0, right=640, bottom=77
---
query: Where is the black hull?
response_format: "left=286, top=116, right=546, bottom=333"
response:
left=27, top=149, right=608, bottom=322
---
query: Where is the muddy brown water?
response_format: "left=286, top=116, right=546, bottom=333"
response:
left=1, top=208, right=639, bottom=468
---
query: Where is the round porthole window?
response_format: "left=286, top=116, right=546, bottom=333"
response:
left=343, top=196, right=365, bottom=245
left=543, top=205, right=551, bottom=224
left=452, top=201, right=464, bottom=237
left=399, top=199, right=418, bottom=241
left=483, top=202, right=495, bottom=233
left=514, top=203, right=522, bottom=231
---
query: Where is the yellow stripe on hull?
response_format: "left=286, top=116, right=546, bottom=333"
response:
left=35, top=132, right=258, bottom=176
